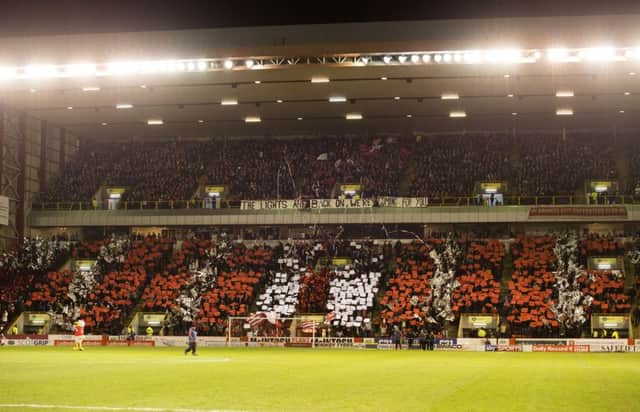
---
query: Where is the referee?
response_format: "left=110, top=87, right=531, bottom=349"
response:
left=184, top=324, right=197, bottom=356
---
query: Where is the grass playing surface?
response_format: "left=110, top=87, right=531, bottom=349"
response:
left=1, top=347, right=639, bottom=412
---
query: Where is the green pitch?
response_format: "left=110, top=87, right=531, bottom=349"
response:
left=1, top=347, right=639, bottom=412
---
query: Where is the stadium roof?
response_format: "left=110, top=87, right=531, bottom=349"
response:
left=2, top=14, right=640, bottom=139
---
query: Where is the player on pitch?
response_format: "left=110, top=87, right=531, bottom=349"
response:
left=185, top=324, right=197, bottom=356
left=73, top=319, right=85, bottom=351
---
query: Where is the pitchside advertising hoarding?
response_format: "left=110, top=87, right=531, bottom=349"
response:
left=1, top=335, right=639, bottom=352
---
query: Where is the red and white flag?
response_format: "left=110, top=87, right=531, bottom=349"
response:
left=247, top=312, right=267, bottom=327
left=324, top=312, right=336, bottom=324
left=299, top=320, right=317, bottom=333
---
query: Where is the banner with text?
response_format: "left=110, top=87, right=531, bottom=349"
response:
left=241, top=197, right=429, bottom=210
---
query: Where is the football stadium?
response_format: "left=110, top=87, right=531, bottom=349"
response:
left=3, top=3, right=640, bottom=411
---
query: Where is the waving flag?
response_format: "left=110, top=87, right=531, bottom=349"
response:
left=324, top=311, right=336, bottom=324
left=247, top=312, right=267, bottom=327
left=299, top=320, right=317, bottom=333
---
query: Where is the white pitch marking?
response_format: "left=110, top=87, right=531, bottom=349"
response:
left=0, top=404, right=244, bottom=412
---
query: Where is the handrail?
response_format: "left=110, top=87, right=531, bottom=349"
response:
left=31, top=194, right=639, bottom=211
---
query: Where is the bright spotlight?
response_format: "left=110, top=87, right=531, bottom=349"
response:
left=422, top=55, right=431, bottom=63
left=224, top=60, right=234, bottom=69
left=245, top=59, right=254, bottom=68
left=411, top=55, right=420, bottom=63
left=584, top=47, right=616, bottom=61
left=345, top=113, right=363, bottom=120
left=556, top=108, right=574, bottom=116
left=548, top=48, right=569, bottom=62
left=197, top=61, right=208, bottom=71
left=398, top=55, right=407, bottom=63
left=245, top=116, right=261, bottom=123
left=555, top=90, right=574, bottom=98
left=24, top=64, right=57, bottom=79
left=443, top=54, right=452, bottom=63
left=64, top=63, right=96, bottom=77
left=441, top=93, right=459, bottom=100
left=434, top=54, right=442, bottom=63
left=0, top=66, right=16, bottom=79
left=383, top=56, right=392, bottom=64
left=147, top=119, right=164, bottom=125
left=449, top=111, right=467, bottom=118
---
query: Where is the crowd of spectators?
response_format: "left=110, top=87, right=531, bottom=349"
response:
left=82, top=236, right=174, bottom=333
left=452, top=239, right=503, bottom=316
left=506, top=236, right=559, bottom=337
left=41, top=133, right=621, bottom=204
left=2, top=232, right=635, bottom=338
left=197, top=244, right=272, bottom=335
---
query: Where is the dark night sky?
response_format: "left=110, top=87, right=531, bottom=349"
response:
left=0, top=0, right=639, bottom=37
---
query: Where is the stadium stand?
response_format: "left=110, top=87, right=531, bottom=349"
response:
left=196, top=243, right=272, bottom=335
left=506, top=236, right=559, bottom=337
left=40, top=134, right=621, bottom=204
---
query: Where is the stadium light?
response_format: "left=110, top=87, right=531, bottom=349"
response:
left=397, top=55, right=407, bottom=63
left=64, top=63, right=96, bottom=77
left=101, top=122, right=108, bottom=126
left=422, top=55, right=431, bottom=63
left=406, top=114, right=412, bottom=118
left=82, top=86, right=100, bottom=92
left=329, top=96, right=347, bottom=103
left=449, top=110, right=467, bottom=118
left=297, top=117, right=303, bottom=120
left=624, top=91, right=631, bottom=96
left=198, top=119, right=205, bottom=123
left=441, top=93, right=459, bottom=100
left=223, top=60, right=234, bottom=70
left=24, top=64, right=57, bottom=79
left=434, top=54, right=442, bottom=63
left=276, top=99, right=283, bottom=103
left=245, top=116, right=261, bottom=123
left=512, top=112, right=518, bottom=116
left=380, top=76, right=388, bottom=80
left=0, top=66, right=16, bottom=80
left=221, top=99, right=238, bottom=106
left=197, top=60, right=208, bottom=71
left=383, top=55, right=392, bottom=64
left=311, top=76, right=330, bottom=83
left=443, top=53, right=452, bottom=63
left=245, top=59, right=255, bottom=68
left=582, top=47, right=618, bottom=61
left=66, top=106, right=73, bottom=110
left=556, top=108, right=574, bottom=116
left=345, top=113, right=363, bottom=120
left=411, top=55, right=420, bottom=63
left=393, top=96, right=401, bottom=100
left=116, top=103, right=133, bottom=109
left=147, top=119, right=164, bottom=125
left=555, top=90, right=574, bottom=98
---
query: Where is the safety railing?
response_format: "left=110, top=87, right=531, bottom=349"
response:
left=31, top=195, right=640, bottom=211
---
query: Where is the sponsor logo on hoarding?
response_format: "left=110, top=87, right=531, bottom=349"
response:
left=532, top=344, right=590, bottom=352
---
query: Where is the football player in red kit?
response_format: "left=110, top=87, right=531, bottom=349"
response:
left=73, top=319, right=85, bottom=351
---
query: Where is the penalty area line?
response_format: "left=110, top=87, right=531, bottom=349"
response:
left=0, top=404, right=244, bottom=412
